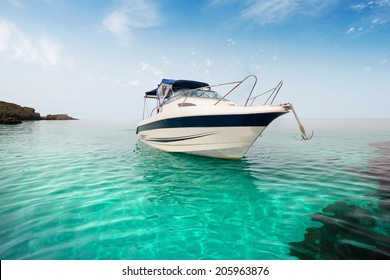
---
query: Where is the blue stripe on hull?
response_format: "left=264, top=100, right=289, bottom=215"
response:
left=136, top=112, right=286, bottom=134
left=146, top=131, right=218, bottom=143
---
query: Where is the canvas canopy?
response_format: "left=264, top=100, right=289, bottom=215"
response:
left=144, top=79, right=209, bottom=100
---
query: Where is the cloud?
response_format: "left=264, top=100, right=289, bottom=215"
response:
left=227, top=38, right=236, bottom=45
left=239, top=0, right=339, bottom=25
left=160, top=56, right=174, bottom=67
left=0, top=19, right=30, bottom=55
left=350, top=0, right=390, bottom=11
left=346, top=27, right=355, bottom=34
left=348, top=1, right=390, bottom=33
left=241, top=0, right=299, bottom=25
left=37, top=36, right=73, bottom=68
left=0, top=18, right=73, bottom=69
left=129, top=80, right=140, bottom=86
left=379, top=57, right=388, bottom=64
left=349, top=2, right=372, bottom=11
left=137, top=62, right=163, bottom=76
left=102, top=0, right=162, bottom=45
left=371, top=17, right=389, bottom=25
left=362, top=54, right=388, bottom=73
left=102, top=9, right=128, bottom=40
left=345, top=26, right=364, bottom=35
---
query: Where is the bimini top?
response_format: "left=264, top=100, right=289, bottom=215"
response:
left=145, top=79, right=209, bottom=98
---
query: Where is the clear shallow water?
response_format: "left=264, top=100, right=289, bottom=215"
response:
left=0, top=119, right=389, bottom=260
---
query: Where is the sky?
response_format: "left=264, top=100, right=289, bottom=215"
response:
left=0, top=0, right=389, bottom=120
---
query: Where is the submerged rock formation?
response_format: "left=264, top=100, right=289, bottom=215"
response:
left=289, top=201, right=390, bottom=259
left=289, top=141, right=390, bottom=260
left=0, top=101, right=77, bottom=124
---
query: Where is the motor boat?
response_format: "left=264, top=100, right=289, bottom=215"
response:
left=136, top=75, right=311, bottom=159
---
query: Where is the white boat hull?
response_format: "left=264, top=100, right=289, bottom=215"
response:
left=137, top=104, right=288, bottom=159
left=138, top=126, right=266, bottom=159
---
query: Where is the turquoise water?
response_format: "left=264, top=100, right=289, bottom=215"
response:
left=1, top=119, right=389, bottom=260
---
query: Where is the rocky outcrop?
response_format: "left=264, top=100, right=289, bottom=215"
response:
left=0, top=101, right=41, bottom=124
left=42, top=114, right=77, bottom=120
left=0, top=117, right=22, bottom=125
left=0, top=101, right=77, bottom=124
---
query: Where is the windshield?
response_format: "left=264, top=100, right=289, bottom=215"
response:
left=164, top=89, right=222, bottom=103
left=185, top=89, right=223, bottom=99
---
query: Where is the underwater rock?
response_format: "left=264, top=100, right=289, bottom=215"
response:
left=289, top=201, right=390, bottom=259
left=290, top=140, right=390, bottom=260
left=367, top=141, right=390, bottom=210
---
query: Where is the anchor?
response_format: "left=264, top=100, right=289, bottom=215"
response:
left=284, top=103, right=314, bottom=141
left=294, top=124, right=314, bottom=141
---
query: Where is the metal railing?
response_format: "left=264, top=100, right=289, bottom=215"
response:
left=142, top=75, right=285, bottom=119
left=246, top=81, right=283, bottom=106
left=213, top=75, right=257, bottom=106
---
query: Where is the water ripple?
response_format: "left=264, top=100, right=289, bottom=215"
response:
left=1, top=119, right=390, bottom=259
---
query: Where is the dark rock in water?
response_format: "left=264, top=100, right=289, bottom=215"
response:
left=289, top=201, right=390, bottom=260
left=290, top=140, right=390, bottom=260
left=42, top=114, right=77, bottom=120
left=367, top=141, right=390, bottom=209
left=0, top=100, right=77, bottom=124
